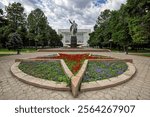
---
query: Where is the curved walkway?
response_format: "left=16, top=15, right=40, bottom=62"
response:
left=0, top=52, right=150, bottom=100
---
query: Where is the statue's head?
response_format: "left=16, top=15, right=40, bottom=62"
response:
left=73, top=20, right=75, bottom=23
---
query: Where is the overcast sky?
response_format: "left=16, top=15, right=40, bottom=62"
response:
left=0, top=0, right=127, bottom=30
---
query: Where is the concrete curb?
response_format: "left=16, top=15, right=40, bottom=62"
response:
left=60, top=59, right=74, bottom=78
left=89, top=59, right=133, bottom=63
left=11, top=61, right=70, bottom=91
left=71, top=60, right=88, bottom=97
left=37, top=49, right=111, bottom=52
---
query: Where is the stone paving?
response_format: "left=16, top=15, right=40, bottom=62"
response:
left=0, top=52, right=150, bottom=100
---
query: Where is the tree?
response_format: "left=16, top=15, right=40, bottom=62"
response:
left=5, top=2, right=26, bottom=30
left=96, top=9, right=111, bottom=26
left=48, top=28, right=62, bottom=47
left=0, top=9, right=5, bottom=26
left=0, top=9, right=8, bottom=48
left=17, top=26, right=28, bottom=47
left=126, top=0, right=150, bottom=45
left=0, top=9, right=4, bottom=47
left=89, top=0, right=150, bottom=52
left=109, top=5, right=132, bottom=54
left=88, top=31, right=100, bottom=47
left=4, top=2, right=27, bottom=48
left=88, top=9, right=111, bottom=48
left=27, top=8, right=48, bottom=49
left=27, top=8, right=62, bottom=49
left=7, top=32, right=23, bottom=54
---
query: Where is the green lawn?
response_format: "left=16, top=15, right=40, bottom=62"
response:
left=0, top=48, right=36, bottom=57
left=141, top=53, right=150, bottom=57
left=111, top=48, right=150, bottom=53
left=131, top=53, right=150, bottom=57
left=0, top=48, right=36, bottom=53
left=0, top=54, right=15, bottom=57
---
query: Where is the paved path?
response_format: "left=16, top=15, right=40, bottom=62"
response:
left=0, top=52, right=150, bottom=100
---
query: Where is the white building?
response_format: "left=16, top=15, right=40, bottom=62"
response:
left=58, top=29, right=91, bottom=47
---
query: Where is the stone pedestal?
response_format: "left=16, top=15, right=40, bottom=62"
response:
left=71, top=36, right=77, bottom=48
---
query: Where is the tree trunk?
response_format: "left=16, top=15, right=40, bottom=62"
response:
left=124, top=46, right=128, bottom=54
left=35, top=41, right=37, bottom=50
left=17, top=49, right=20, bottom=55
left=126, top=46, right=128, bottom=54
left=110, top=42, right=112, bottom=49
left=29, top=40, right=31, bottom=48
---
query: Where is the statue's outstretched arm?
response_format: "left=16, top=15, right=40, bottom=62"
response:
left=69, top=19, right=72, bottom=24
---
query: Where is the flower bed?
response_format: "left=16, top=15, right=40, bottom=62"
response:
left=34, top=53, right=113, bottom=74
left=12, top=53, right=135, bottom=97
left=82, top=61, right=128, bottom=82
left=51, top=53, right=96, bottom=74
left=18, top=61, right=69, bottom=84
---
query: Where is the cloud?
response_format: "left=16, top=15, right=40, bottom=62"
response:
left=0, top=2, right=4, bottom=9
left=0, top=0, right=127, bottom=30
left=100, top=0, right=127, bottom=11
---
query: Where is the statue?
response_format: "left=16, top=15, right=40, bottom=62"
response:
left=69, top=19, right=78, bottom=36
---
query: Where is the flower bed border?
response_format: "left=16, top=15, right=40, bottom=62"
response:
left=11, top=54, right=136, bottom=98
left=11, top=59, right=71, bottom=91
left=37, top=48, right=111, bottom=52
left=80, top=61, right=136, bottom=92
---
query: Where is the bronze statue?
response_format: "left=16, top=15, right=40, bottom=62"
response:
left=69, top=19, right=78, bottom=36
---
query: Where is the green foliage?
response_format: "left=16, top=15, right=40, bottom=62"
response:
left=48, top=28, right=63, bottom=47
left=27, top=8, right=48, bottom=48
left=0, top=3, right=27, bottom=48
left=0, top=9, right=8, bottom=47
left=126, top=0, right=150, bottom=44
left=88, top=32, right=99, bottom=47
left=0, top=2, right=62, bottom=49
left=27, top=8, right=47, bottom=34
left=7, top=32, right=23, bottom=54
left=5, top=2, right=26, bottom=30
left=89, top=0, right=150, bottom=52
left=0, top=9, right=4, bottom=26
left=88, top=9, right=111, bottom=48
left=110, top=5, right=132, bottom=47
left=27, top=8, right=62, bottom=48
left=19, top=61, right=70, bottom=86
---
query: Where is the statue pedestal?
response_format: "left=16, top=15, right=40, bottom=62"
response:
left=71, top=36, right=77, bottom=48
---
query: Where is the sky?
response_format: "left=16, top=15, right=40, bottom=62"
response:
left=0, top=0, right=127, bottom=31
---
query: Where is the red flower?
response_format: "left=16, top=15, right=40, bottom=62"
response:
left=50, top=53, right=93, bottom=74
left=34, top=53, right=99, bottom=74
left=33, top=53, right=113, bottom=74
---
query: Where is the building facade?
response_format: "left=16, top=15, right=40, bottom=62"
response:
left=58, top=29, right=91, bottom=47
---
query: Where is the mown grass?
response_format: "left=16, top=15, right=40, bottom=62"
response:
left=131, top=53, right=150, bottom=57
left=0, top=48, right=36, bottom=53
left=0, top=48, right=36, bottom=57
left=0, top=54, right=14, bottom=57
